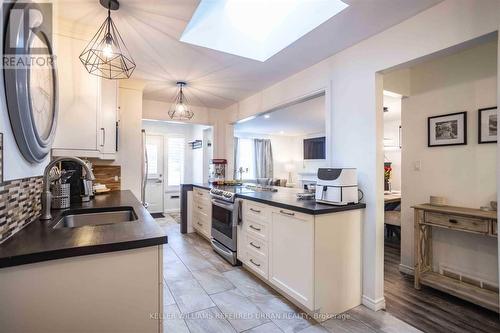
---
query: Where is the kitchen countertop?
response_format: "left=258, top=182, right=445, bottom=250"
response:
left=191, top=183, right=366, bottom=215
left=0, top=190, right=167, bottom=268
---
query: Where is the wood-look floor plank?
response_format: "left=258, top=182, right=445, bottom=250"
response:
left=384, top=244, right=500, bottom=333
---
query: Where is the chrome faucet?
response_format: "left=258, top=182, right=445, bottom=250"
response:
left=40, top=157, right=95, bottom=220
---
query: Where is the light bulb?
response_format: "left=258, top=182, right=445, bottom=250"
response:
left=176, top=104, right=185, bottom=113
left=103, top=43, right=113, bottom=59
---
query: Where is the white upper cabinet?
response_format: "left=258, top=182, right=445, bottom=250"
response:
left=52, top=34, right=118, bottom=159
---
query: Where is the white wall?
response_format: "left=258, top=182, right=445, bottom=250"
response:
left=400, top=41, right=498, bottom=283
left=220, top=0, right=500, bottom=309
left=143, top=99, right=229, bottom=161
left=383, top=95, right=402, bottom=191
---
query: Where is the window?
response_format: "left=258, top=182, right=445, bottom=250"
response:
left=181, top=0, right=349, bottom=61
left=167, top=137, right=185, bottom=186
left=236, top=138, right=256, bottom=179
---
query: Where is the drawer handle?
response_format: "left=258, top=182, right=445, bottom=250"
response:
left=198, top=192, right=203, bottom=196
left=197, top=222, right=203, bottom=226
left=249, top=225, right=261, bottom=232
left=198, top=206, right=203, bottom=210
left=250, top=208, right=261, bottom=213
left=250, top=242, right=261, bottom=249
left=250, top=259, right=261, bottom=267
left=280, top=210, right=295, bottom=216
left=449, top=219, right=458, bottom=224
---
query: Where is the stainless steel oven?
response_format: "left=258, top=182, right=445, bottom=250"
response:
left=210, top=188, right=241, bottom=265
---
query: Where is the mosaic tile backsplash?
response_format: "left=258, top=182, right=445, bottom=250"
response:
left=0, top=177, right=43, bottom=244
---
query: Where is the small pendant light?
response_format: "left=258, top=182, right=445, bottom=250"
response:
left=168, top=82, right=194, bottom=120
left=80, top=0, right=136, bottom=79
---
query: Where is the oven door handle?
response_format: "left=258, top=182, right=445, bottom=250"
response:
left=211, top=199, right=234, bottom=211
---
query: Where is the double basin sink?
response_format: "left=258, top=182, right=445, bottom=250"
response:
left=52, top=207, right=139, bottom=229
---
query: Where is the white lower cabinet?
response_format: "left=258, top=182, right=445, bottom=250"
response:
left=269, top=208, right=314, bottom=310
left=238, top=199, right=362, bottom=319
left=0, top=246, right=163, bottom=332
left=192, top=188, right=211, bottom=239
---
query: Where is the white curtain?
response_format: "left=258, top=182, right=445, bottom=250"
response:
left=254, top=139, right=273, bottom=178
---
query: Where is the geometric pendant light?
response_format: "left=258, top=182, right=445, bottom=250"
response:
left=168, top=82, right=195, bottom=120
left=79, top=0, right=136, bottom=79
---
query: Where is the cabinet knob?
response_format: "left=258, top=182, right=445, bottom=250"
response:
left=250, top=242, right=261, bottom=249
left=280, top=210, right=295, bottom=216
left=250, top=259, right=261, bottom=267
left=249, top=225, right=261, bottom=232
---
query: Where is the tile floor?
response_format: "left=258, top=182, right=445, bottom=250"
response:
left=157, top=216, right=421, bottom=333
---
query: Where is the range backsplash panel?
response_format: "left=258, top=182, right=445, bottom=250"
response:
left=0, top=177, right=43, bottom=244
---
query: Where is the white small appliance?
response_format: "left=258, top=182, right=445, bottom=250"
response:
left=315, top=168, right=359, bottom=205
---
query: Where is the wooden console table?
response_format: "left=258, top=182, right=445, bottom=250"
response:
left=413, top=204, right=498, bottom=312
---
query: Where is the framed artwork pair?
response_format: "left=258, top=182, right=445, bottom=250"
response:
left=427, top=107, right=497, bottom=147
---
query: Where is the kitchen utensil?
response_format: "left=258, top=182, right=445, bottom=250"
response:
left=48, top=166, right=61, bottom=183
left=59, top=170, right=76, bottom=184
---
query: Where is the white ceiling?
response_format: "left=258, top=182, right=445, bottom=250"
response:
left=235, top=95, right=325, bottom=137
left=56, top=0, right=442, bottom=109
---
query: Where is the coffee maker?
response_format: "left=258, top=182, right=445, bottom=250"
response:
left=61, top=160, right=94, bottom=203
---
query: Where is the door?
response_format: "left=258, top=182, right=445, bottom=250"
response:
left=53, top=34, right=98, bottom=151
left=269, top=208, right=314, bottom=310
left=98, top=78, right=118, bottom=154
left=145, top=134, right=164, bottom=213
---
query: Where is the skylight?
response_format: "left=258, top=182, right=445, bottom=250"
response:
left=180, top=0, right=349, bottom=62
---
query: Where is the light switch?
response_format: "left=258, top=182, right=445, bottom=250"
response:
left=414, top=161, right=421, bottom=171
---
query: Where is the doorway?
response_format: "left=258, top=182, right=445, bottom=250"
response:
left=380, top=37, right=499, bottom=332
left=145, top=134, right=164, bottom=214
left=142, top=120, right=214, bottom=217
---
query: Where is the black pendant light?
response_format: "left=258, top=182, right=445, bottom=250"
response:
left=80, top=0, right=136, bottom=79
left=168, top=82, right=194, bottom=120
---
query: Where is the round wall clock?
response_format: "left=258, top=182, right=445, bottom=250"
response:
left=3, top=1, right=58, bottom=163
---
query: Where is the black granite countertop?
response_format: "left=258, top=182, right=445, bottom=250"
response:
left=0, top=190, right=167, bottom=268
left=191, top=183, right=366, bottom=215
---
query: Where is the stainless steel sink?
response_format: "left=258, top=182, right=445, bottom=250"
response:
left=53, top=207, right=138, bottom=229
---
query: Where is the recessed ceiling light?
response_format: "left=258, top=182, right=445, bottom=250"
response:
left=181, top=0, right=349, bottom=61
left=264, top=114, right=271, bottom=119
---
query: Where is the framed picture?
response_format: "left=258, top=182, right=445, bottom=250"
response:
left=428, top=112, right=467, bottom=147
left=478, top=107, right=497, bottom=144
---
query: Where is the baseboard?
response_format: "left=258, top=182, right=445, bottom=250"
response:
left=399, top=264, right=414, bottom=275
left=164, top=209, right=180, bottom=214
left=361, top=295, right=386, bottom=311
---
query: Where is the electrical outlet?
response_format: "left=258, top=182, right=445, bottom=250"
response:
left=414, top=161, right=421, bottom=171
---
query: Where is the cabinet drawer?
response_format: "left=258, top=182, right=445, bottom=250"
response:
left=245, top=249, right=268, bottom=279
left=193, top=214, right=206, bottom=230
left=194, top=209, right=211, bottom=223
left=424, top=212, right=489, bottom=233
left=194, top=200, right=211, bottom=216
left=244, top=201, right=270, bottom=223
left=193, top=188, right=210, bottom=204
left=245, top=219, right=268, bottom=241
left=245, top=234, right=267, bottom=258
